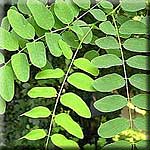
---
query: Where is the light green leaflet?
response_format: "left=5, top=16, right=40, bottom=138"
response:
left=51, top=134, right=79, bottom=150
left=0, top=27, right=19, bottom=51
left=126, top=55, right=149, bottom=70
left=70, top=25, right=84, bottom=37
left=28, top=87, right=57, bottom=98
left=67, top=72, right=96, bottom=92
left=58, top=39, right=73, bottom=59
left=11, top=53, right=30, bottom=82
left=121, top=0, right=146, bottom=12
left=129, top=74, right=150, bottom=92
left=73, top=0, right=91, bottom=9
left=119, top=20, right=147, bottom=35
left=60, top=92, right=91, bottom=118
left=26, top=41, right=46, bottom=68
left=95, top=36, right=119, bottom=49
left=54, top=0, right=74, bottom=24
left=45, top=33, right=62, bottom=57
left=1, top=17, right=10, bottom=31
left=35, top=68, right=64, bottom=79
left=21, top=129, right=46, bottom=140
left=0, top=97, right=6, bottom=114
left=7, top=9, right=35, bottom=39
left=21, top=106, right=51, bottom=118
left=123, top=38, right=147, bottom=52
left=99, top=0, right=113, bottom=10
left=98, top=117, right=130, bottom=138
left=55, top=113, right=83, bottom=139
left=73, top=58, right=99, bottom=76
left=89, top=9, right=107, bottom=21
left=99, top=21, right=116, bottom=35
left=27, top=0, right=55, bottom=30
left=136, top=140, right=148, bottom=150
left=84, top=50, right=99, bottom=61
left=0, top=66, right=14, bottom=102
left=0, top=53, right=5, bottom=64
left=94, top=95, right=127, bottom=112
left=131, top=94, right=150, bottom=110
left=91, top=54, right=122, bottom=68
left=93, top=73, right=125, bottom=92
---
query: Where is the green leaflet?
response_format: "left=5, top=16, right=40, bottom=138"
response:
left=54, top=0, right=74, bottom=24
left=126, top=55, right=149, bottom=70
left=93, top=73, right=125, bottom=92
left=45, top=33, right=62, bottom=57
left=0, top=66, right=14, bottom=102
left=55, top=113, right=84, bottom=139
left=70, top=25, right=84, bottom=37
left=7, top=9, right=35, bottom=39
left=0, top=27, right=19, bottom=51
left=99, top=21, right=116, bottom=35
left=84, top=50, right=99, bottom=61
left=136, top=140, right=148, bottom=150
left=67, top=72, right=96, bottom=92
left=105, top=49, right=121, bottom=57
left=27, top=0, right=55, bottom=30
left=0, top=96, right=6, bottom=114
left=123, top=38, right=147, bottom=52
left=121, top=0, right=146, bottom=12
left=11, top=53, right=30, bottom=82
left=28, top=87, right=57, bottom=98
left=60, top=92, right=91, bottom=118
left=51, top=134, right=79, bottom=150
left=91, top=54, right=122, bottom=68
left=21, top=106, right=51, bottom=118
left=35, top=68, right=64, bottom=79
left=95, top=36, right=119, bottom=49
left=94, top=95, right=127, bottom=112
left=0, top=53, right=5, bottom=65
left=98, top=117, right=130, bottom=138
left=99, top=0, right=113, bottom=10
left=73, top=58, right=99, bottom=76
left=119, top=20, right=147, bottom=35
left=89, top=9, right=107, bottom=21
left=26, top=41, right=47, bottom=68
left=58, top=39, right=73, bottom=59
left=131, top=94, right=150, bottom=110
left=21, top=129, right=47, bottom=140
left=1, top=17, right=10, bottom=31
left=129, top=74, right=150, bottom=91
left=73, top=0, right=91, bottom=9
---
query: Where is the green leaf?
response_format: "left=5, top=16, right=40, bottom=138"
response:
left=0, top=53, right=5, bottom=65
left=121, top=0, right=146, bottom=12
left=35, top=68, right=65, bottom=79
left=98, top=117, right=130, bottom=138
left=119, top=20, right=147, bottom=34
left=94, top=95, right=127, bottom=112
left=95, top=36, right=119, bottom=49
left=73, top=0, right=91, bottom=9
left=28, top=87, right=57, bottom=98
left=60, top=92, right=91, bottom=118
left=21, top=129, right=46, bottom=140
left=89, top=9, right=107, bottom=21
left=45, top=33, right=62, bottom=57
left=7, top=9, right=35, bottom=39
left=136, top=140, right=148, bottom=150
left=67, top=72, right=96, bottom=92
left=26, top=41, right=46, bottom=68
left=11, top=53, right=30, bottom=82
left=84, top=50, right=99, bottom=61
left=51, top=134, right=79, bottom=150
left=74, top=58, right=99, bottom=76
left=99, top=0, right=113, bottom=10
left=0, top=97, right=6, bottom=115
left=21, top=106, right=51, bottom=118
left=93, top=73, right=125, bottom=92
left=129, top=74, right=150, bottom=91
left=0, top=27, right=19, bottom=51
left=0, top=66, right=14, bottom=102
left=70, top=25, right=84, bottom=37
left=133, top=116, right=147, bottom=131
left=131, top=94, right=150, bottom=110
left=58, top=39, right=73, bottom=59
left=27, top=0, right=55, bottom=30
left=99, top=21, right=116, bottom=35
left=91, top=54, right=122, bottom=68
left=126, top=55, right=149, bottom=70
left=1, top=17, right=10, bottom=31
left=105, top=49, right=121, bottom=57
left=55, top=113, right=83, bottom=139
left=54, top=0, right=74, bottom=24
left=123, top=38, right=147, bottom=52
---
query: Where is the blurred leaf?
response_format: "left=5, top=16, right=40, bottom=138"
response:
left=0, top=96, right=6, bottom=114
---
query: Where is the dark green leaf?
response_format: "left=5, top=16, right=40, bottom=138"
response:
left=84, top=50, right=99, bottom=61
